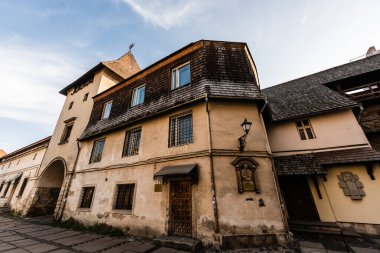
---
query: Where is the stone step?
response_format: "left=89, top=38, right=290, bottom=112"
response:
left=153, top=236, right=202, bottom=252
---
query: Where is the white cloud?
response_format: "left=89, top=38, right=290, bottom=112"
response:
left=121, top=0, right=208, bottom=29
left=0, top=37, right=84, bottom=128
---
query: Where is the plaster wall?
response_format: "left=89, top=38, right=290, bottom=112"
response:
left=267, top=110, right=370, bottom=155
left=38, top=69, right=122, bottom=175
left=64, top=100, right=286, bottom=245
left=309, top=164, right=380, bottom=225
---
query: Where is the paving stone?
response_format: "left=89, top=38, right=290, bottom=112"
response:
left=300, top=241, right=326, bottom=249
left=101, top=241, right=144, bottom=253
left=1, top=249, right=29, bottom=253
left=0, top=232, right=14, bottom=237
left=133, top=242, right=157, bottom=252
left=350, top=247, right=380, bottom=253
left=0, top=242, right=16, bottom=252
left=152, top=247, right=178, bottom=253
left=73, top=237, right=126, bottom=252
left=49, top=249, right=76, bottom=253
left=14, top=225, right=50, bottom=234
left=39, top=231, right=82, bottom=241
left=54, top=233, right=103, bottom=246
left=0, top=235, right=26, bottom=242
left=27, top=227, right=66, bottom=237
left=11, top=239, right=41, bottom=247
left=24, top=243, right=58, bottom=253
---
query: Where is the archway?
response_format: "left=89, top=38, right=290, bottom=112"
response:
left=28, top=158, right=66, bottom=216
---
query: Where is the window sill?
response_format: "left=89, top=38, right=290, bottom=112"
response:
left=122, top=153, right=139, bottom=158
left=111, top=209, right=132, bottom=215
left=77, top=208, right=92, bottom=212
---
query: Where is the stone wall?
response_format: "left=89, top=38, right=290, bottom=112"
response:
left=28, top=187, right=61, bottom=216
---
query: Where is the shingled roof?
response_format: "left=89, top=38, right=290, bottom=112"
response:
left=274, top=147, right=380, bottom=175
left=262, top=53, right=380, bottom=122
left=80, top=40, right=263, bottom=140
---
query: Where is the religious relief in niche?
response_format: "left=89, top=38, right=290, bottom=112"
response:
left=338, top=172, right=365, bottom=200
left=231, top=157, right=261, bottom=193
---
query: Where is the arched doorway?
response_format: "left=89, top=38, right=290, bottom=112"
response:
left=28, top=158, right=65, bottom=216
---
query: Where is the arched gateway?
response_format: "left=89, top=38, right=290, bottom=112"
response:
left=28, top=158, right=66, bottom=216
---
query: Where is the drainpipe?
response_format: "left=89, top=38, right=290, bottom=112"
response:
left=57, top=139, right=82, bottom=221
left=205, top=85, right=220, bottom=233
left=259, top=98, right=290, bottom=233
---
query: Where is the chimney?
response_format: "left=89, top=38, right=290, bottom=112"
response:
left=366, top=46, right=379, bottom=57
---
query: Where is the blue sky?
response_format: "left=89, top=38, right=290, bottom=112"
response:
left=0, top=0, right=380, bottom=153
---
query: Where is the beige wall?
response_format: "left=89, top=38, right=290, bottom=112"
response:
left=309, top=163, right=380, bottom=225
left=38, top=69, right=122, bottom=176
left=0, top=147, right=47, bottom=211
left=267, top=110, right=370, bottom=155
left=63, top=100, right=286, bottom=245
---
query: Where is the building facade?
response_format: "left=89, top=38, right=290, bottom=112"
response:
left=263, top=56, right=380, bottom=235
left=0, top=137, right=50, bottom=213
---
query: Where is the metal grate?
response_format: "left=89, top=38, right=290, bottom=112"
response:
left=89, top=138, right=105, bottom=163
left=17, top=178, right=28, bottom=197
left=114, top=184, right=135, bottom=210
left=169, top=112, right=193, bottom=147
left=123, top=128, right=142, bottom=157
left=79, top=187, right=95, bottom=208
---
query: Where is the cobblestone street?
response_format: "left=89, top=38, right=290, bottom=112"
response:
left=0, top=216, right=189, bottom=253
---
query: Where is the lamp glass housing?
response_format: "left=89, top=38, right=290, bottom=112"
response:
left=241, top=118, right=252, bottom=134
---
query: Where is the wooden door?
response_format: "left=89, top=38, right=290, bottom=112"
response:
left=279, top=176, right=320, bottom=221
left=170, top=180, right=192, bottom=237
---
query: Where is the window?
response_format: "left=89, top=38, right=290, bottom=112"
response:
left=68, top=101, right=74, bottom=110
left=172, top=62, right=190, bottom=89
left=2, top=182, right=10, bottom=197
left=33, top=153, right=37, bottom=160
left=295, top=119, right=316, bottom=140
left=89, top=138, right=105, bottom=164
left=79, top=186, right=95, bottom=209
left=101, top=101, right=113, bottom=119
left=17, top=178, right=28, bottom=197
left=131, top=85, right=145, bottom=106
left=113, top=184, right=135, bottom=210
left=83, top=93, right=89, bottom=102
left=17, top=159, right=20, bottom=165
left=60, top=123, right=74, bottom=144
left=8, top=162, right=11, bottom=168
left=0, top=182, right=4, bottom=193
left=123, top=128, right=142, bottom=157
left=169, top=112, right=193, bottom=147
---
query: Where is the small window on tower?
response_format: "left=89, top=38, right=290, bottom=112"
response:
left=68, top=101, right=74, bottom=110
left=83, top=93, right=89, bottom=102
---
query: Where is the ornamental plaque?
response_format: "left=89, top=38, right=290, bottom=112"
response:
left=231, top=157, right=261, bottom=193
left=338, top=172, right=365, bottom=200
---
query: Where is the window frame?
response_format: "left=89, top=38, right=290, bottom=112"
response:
left=122, top=127, right=142, bottom=157
left=59, top=122, right=74, bottom=144
left=168, top=111, right=194, bottom=147
left=101, top=100, right=113, bottom=120
left=295, top=119, right=316, bottom=140
left=131, top=85, right=145, bottom=107
left=78, top=185, right=96, bottom=210
left=112, top=183, right=136, bottom=213
left=89, top=138, right=106, bottom=164
left=171, top=62, right=191, bottom=90
left=17, top=177, right=28, bottom=198
left=83, top=93, right=89, bottom=102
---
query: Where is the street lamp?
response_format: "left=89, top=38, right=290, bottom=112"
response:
left=238, top=118, right=252, bottom=152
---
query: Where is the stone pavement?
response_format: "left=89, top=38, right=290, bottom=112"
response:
left=0, top=216, right=189, bottom=253
left=296, top=232, right=380, bottom=253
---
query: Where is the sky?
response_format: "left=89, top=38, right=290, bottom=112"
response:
left=0, top=0, right=380, bottom=153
